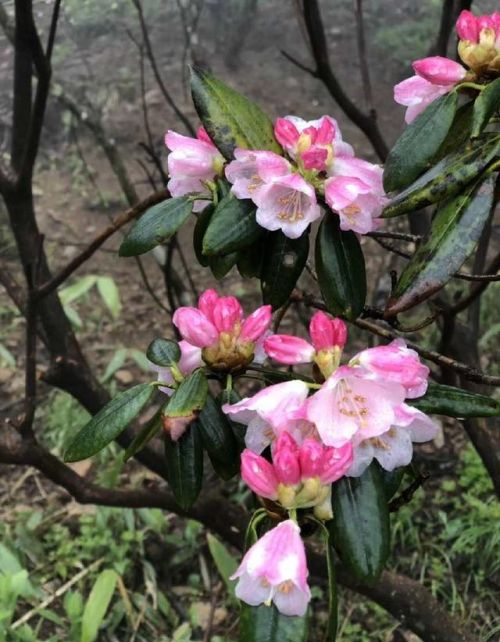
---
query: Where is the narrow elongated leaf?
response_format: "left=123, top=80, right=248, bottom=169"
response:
left=64, top=384, right=155, bottom=462
left=198, top=395, right=239, bottom=479
left=96, top=276, right=121, bottom=319
left=190, top=66, right=281, bottom=159
left=194, top=204, right=214, bottom=267
left=315, top=215, right=366, bottom=320
left=165, top=369, right=208, bottom=418
left=119, top=197, right=192, bottom=256
left=410, top=383, right=500, bottom=417
left=164, top=426, right=203, bottom=510
left=383, top=133, right=500, bottom=217
left=203, top=194, right=262, bottom=256
left=432, top=101, right=474, bottom=161
left=123, top=409, right=163, bottom=461
left=210, top=251, right=239, bottom=279
left=207, top=533, right=238, bottom=601
left=81, top=570, right=118, bottom=642
left=472, top=78, right=500, bottom=137
left=384, top=92, right=458, bottom=192
left=239, top=604, right=309, bottom=642
left=386, top=174, right=495, bottom=315
left=146, top=338, right=181, bottom=368
left=237, top=239, right=266, bottom=278
left=330, top=463, right=390, bottom=583
left=379, top=467, right=405, bottom=501
left=261, top=230, right=309, bottom=309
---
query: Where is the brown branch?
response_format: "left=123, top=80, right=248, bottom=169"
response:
left=450, top=250, right=500, bottom=314
left=0, top=261, right=25, bottom=311
left=297, top=0, right=388, bottom=161
left=35, top=189, right=168, bottom=299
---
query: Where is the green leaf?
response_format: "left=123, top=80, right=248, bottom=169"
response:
left=164, top=369, right=208, bottom=418
left=383, top=133, right=500, bottom=218
left=330, top=462, right=390, bottom=584
left=379, top=467, right=405, bottom=501
left=432, top=101, right=474, bottom=161
left=209, top=251, right=239, bottom=279
left=261, top=230, right=309, bottom=309
left=237, top=239, right=266, bottom=279
left=96, top=276, right=121, bottom=319
left=197, top=395, right=240, bottom=480
left=315, top=214, right=366, bottom=320
left=239, top=604, right=308, bottom=642
left=386, top=174, right=495, bottom=315
left=101, top=347, right=128, bottom=383
left=59, top=275, right=97, bottom=305
left=164, top=425, right=203, bottom=510
left=320, top=522, right=338, bottom=641
left=384, top=92, right=458, bottom=192
left=193, top=204, right=214, bottom=267
left=472, top=78, right=500, bottom=138
left=190, top=66, right=281, bottom=159
left=81, top=570, right=118, bottom=642
left=146, top=338, right=181, bottom=368
left=64, top=384, right=155, bottom=462
left=123, top=409, right=163, bottom=461
left=203, top=194, right=262, bottom=256
left=119, top=197, right=193, bottom=256
left=409, top=383, right=500, bottom=417
left=206, top=533, right=238, bottom=601
left=0, top=343, right=15, bottom=367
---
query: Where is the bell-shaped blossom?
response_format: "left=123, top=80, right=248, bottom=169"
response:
left=165, top=127, right=225, bottom=210
left=230, top=520, right=311, bottom=616
left=456, top=10, right=500, bottom=73
left=225, top=149, right=290, bottom=200
left=394, top=56, right=467, bottom=123
left=354, top=338, right=429, bottom=399
left=325, top=176, right=385, bottom=234
left=264, top=312, right=347, bottom=378
left=149, top=340, right=202, bottom=396
left=347, top=403, right=439, bottom=477
left=253, top=173, right=321, bottom=239
left=173, top=289, right=271, bottom=371
left=305, top=365, right=406, bottom=448
left=222, top=380, right=314, bottom=453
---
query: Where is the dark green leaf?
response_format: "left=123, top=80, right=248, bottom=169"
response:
left=119, top=197, right=192, bottom=256
left=432, top=101, right=474, bottom=161
left=164, top=426, right=203, bottom=510
left=386, top=174, right=495, bottom=315
left=379, top=466, right=405, bottom=501
left=315, top=215, right=366, bottom=320
left=237, top=239, right=266, bottom=278
left=383, top=133, right=500, bottom=218
left=64, top=384, right=155, bottom=462
left=146, top=338, right=181, bottom=368
left=198, top=395, right=240, bottom=480
left=203, top=193, right=262, bottom=256
left=165, top=369, right=208, bottom=418
left=194, top=204, right=214, bottom=267
left=239, top=604, right=309, bottom=642
left=410, top=383, right=500, bottom=417
left=207, top=533, right=238, bottom=601
left=472, top=78, right=500, bottom=138
left=209, top=251, right=239, bottom=279
left=190, top=66, right=281, bottom=160
left=123, top=409, right=163, bottom=462
left=330, top=462, right=390, bottom=583
left=384, top=92, right=458, bottom=192
left=321, top=523, right=338, bottom=641
left=261, top=230, right=309, bottom=309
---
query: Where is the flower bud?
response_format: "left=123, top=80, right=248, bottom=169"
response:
left=273, top=433, right=301, bottom=485
left=412, top=56, right=467, bottom=85
left=212, top=296, right=243, bottom=333
left=274, top=117, right=300, bottom=149
left=264, top=335, right=315, bottom=365
left=456, top=10, right=479, bottom=42
left=240, top=450, right=279, bottom=500
left=320, top=443, right=353, bottom=484
left=299, top=438, right=325, bottom=479
left=240, top=305, right=272, bottom=342
left=172, top=308, right=219, bottom=348
left=309, top=312, right=347, bottom=351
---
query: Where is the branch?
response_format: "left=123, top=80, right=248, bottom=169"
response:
left=35, top=189, right=168, bottom=299
left=297, top=0, right=388, bottom=161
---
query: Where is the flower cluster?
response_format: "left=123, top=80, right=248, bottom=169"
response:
left=166, top=116, right=387, bottom=237
left=395, top=9, right=500, bottom=123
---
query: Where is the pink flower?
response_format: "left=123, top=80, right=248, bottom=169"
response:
left=241, top=449, right=279, bottom=500
left=329, top=156, right=385, bottom=194
left=456, top=10, right=500, bottom=72
left=456, top=9, right=480, bottom=42
left=325, top=176, right=385, bottom=234
left=149, top=340, right=202, bottom=396
left=165, top=127, right=224, bottom=210
left=253, top=173, right=321, bottom=239
left=225, top=149, right=290, bottom=200
left=394, top=57, right=466, bottom=123
left=222, top=380, right=314, bottom=453
left=305, top=366, right=406, bottom=448
left=173, top=289, right=272, bottom=371
left=264, top=312, right=347, bottom=378
left=230, top=519, right=311, bottom=616
left=354, top=339, right=429, bottom=399
left=348, top=403, right=439, bottom=477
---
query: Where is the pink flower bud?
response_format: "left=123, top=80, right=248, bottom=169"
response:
left=212, top=296, right=243, bottom=333
left=240, top=450, right=279, bottom=499
left=309, top=312, right=347, bottom=352
left=196, top=126, right=212, bottom=143
left=273, top=432, right=301, bottom=485
left=172, top=307, right=218, bottom=348
left=315, top=116, right=336, bottom=145
left=412, top=56, right=467, bottom=85
left=198, top=289, right=219, bottom=323
left=298, top=439, right=325, bottom=479
left=301, top=147, right=328, bottom=171
left=456, top=10, right=479, bottom=42
left=478, top=15, right=494, bottom=32
left=240, top=305, right=272, bottom=343
left=264, top=335, right=315, bottom=365
left=274, top=117, right=300, bottom=149
left=320, top=443, right=353, bottom=484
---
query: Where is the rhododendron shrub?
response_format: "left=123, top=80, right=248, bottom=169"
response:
left=64, top=11, right=500, bottom=638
